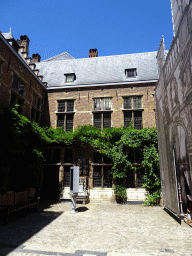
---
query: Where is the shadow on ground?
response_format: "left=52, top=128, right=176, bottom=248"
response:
left=76, top=206, right=89, bottom=212
left=0, top=200, right=64, bottom=255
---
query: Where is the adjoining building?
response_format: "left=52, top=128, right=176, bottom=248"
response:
left=36, top=49, right=158, bottom=202
left=156, top=0, right=192, bottom=217
left=0, top=29, right=49, bottom=126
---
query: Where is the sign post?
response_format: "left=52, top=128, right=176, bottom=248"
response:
left=70, top=166, right=79, bottom=214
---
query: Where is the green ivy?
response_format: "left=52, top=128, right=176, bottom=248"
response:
left=0, top=105, right=161, bottom=205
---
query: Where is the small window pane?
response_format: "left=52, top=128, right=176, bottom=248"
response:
left=133, top=97, right=142, bottom=108
left=104, top=166, right=112, bottom=188
left=103, top=98, right=111, bottom=110
left=103, top=112, right=111, bottom=128
left=57, top=115, right=64, bottom=127
left=94, top=113, right=102, bottom=128
left=58, top=101, right=65, bottom=112
left=66, top=75, right=73, bottom=82
left=64, top=166, right=71, bottom=186
left=126, top=69, right=136, bottom=78
left=93, top=166, right=102, bottom=187
left=94, top=99, right=102, bottom=110
left=67, top=101, right=74, bottom=112
left=134, top=111, right=142, bottom=130
left=124, top=97, right=132, bottom=109
left=124, top=112, right=132, bottom=128
left=66, top=114, right=73, bottom=132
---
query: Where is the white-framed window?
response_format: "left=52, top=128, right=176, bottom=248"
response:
left=57, top=100, right=74, bottom=131
left=93, top=98, right=112, bottom=129
left=94, top=98, right=111, bottom=111
left=123, top=96, right=142, bottom=129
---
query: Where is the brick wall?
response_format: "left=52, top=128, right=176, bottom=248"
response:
left=47, top=83, right=156, bottom=130
left=0, top=35, right=45, bottom=122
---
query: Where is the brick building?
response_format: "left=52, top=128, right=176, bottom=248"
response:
left=0, top=28, right=159, bottom=202
left=36, top=50, right=158, bottom=201
left=0, top=29, right=48, bottom=125
left=156, top=0, right=192, bottom=217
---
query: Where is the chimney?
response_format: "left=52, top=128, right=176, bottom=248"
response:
left=17, top=35, right=30, bottom=57
left=31, top=53, right=41, bottom=63
left=89, top=49, right=98, bottom=58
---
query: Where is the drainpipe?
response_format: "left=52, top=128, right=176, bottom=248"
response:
left=173, top=139, right=184, bottom=218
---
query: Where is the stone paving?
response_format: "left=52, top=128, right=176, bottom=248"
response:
left=0, top=200, right=192, bottom=256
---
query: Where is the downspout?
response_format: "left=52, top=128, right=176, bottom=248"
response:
left=173, top=139, right=184, bottom=218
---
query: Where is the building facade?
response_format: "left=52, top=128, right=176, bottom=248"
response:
left=156, top=0, right=192, bottom=216
left=36, top=51, right=158, bottom=202
left=0, top=28, right=159, bottom=202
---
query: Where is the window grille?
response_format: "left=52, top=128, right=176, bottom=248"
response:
left=93, top=166, right=102, bottom=187
left=58, top=101, right=65, bottom=112
left=104, top=166, right=112, bottom=188
left=133, top=97, right=142, bottom=108
left=94, top=113, right=102, bottom=128
left=64, top=166, right=71, bottom=186
left=103, top=113, right=111, bottom=128
left=66, top=114, right=73, bottom=132
left=134, top=111, right=142, bottom=130
left=67, top=101, right=74, bottom=112
left=57, top=115, right=65, bottom=127
left=124, top=112, right=132, bottom=128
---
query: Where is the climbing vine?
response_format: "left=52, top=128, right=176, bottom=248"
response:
left=0, top=105, right=161, bottom=205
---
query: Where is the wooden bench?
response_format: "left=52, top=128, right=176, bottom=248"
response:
left=0, top=190, right=40, bottom=224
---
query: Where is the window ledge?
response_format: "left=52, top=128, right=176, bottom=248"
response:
left=56, top=111, right=75, bottom=114
left=122, top=108, right=144, bottom=111
left=92, top=110, right=113, bottom=113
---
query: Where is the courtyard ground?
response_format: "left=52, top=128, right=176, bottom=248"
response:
left=0, top=200, right=191, bottom=256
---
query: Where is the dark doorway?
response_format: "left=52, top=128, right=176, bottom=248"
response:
left=41, top=166, right=59, bottom=200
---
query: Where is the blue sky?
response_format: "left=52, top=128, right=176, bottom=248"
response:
left=0, top=0, right=173, bottom=61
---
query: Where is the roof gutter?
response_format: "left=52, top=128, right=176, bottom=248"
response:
left=46, top=79, right=158, bottom=91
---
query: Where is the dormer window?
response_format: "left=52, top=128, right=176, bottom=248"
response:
left=125, top=68, right=137, bottom=78
left=65, top=73, right=76, bottom=83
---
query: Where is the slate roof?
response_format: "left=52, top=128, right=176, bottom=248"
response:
left=36, top=51, right=159, bottom=89
left=42, top=52, right=74, bottom=62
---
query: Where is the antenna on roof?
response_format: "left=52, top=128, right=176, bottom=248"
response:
left=9, top=27, right=11, bottom=34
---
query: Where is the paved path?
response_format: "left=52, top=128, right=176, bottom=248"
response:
left=0, top=200, right=191, bottom=256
